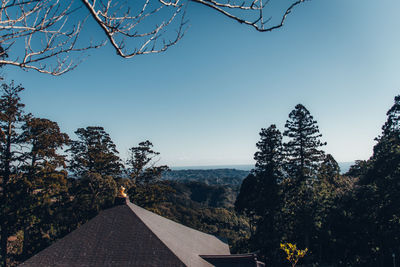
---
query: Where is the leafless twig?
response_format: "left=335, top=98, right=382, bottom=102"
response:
left=80, top=0, right=188, bottom=58
left=0, top=0, right=306, bottom=75
left=0, top=0, right=104, bottom=75
left=190, top=0, right=306, bottom=32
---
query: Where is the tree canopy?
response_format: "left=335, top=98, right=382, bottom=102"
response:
left=67, top=126, right=123, bottom=177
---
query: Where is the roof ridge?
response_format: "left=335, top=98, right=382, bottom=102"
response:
left=126, top=201, right=230, bottom=267
left=127, top=202, right=225, bottom=239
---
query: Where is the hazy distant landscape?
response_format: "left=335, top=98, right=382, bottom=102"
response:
left=170, top=161, right=354, bottom=173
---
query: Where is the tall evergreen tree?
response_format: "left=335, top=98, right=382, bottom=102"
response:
left=235, top=124, right=283, bottom=263
left=281, top=104, right=326, bottom=250
left=0, top=81, right=27, bottom=267
left=68, top=126, right=122, bottom=177
left=254, top=124, right=283, bottom=178
left=236, top=125, right=283, bottom=217
left=283, top=104, right=326, bottom=183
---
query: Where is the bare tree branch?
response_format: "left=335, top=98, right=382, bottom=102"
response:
left=0, top=0, right=104, bottom=75
left=80, top=0, right=188, bottom=58
left=0, top=0, right=306, bottom=75
left=190, top=0, right=306, bottom=32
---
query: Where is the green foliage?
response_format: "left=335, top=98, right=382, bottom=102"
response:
left=343, top=95, right=400, bottom=266
left=345, top=159, right=369, bottom=177
left=150, top=182, right=250, bottom=253
left=72, top=172, right=117, bottom=214
left=283, top=104, right=326, bottom=182
left=235, top=125, right=284, bottom=263
left=125, top=140, right=171, bottom=210
left=234, top=97, right=400, bottom=267
left=126, top=140, right=169, bottom=184
left=68, top=126, right=122, bottom=177
left=162, top=168, right=248, bottom=186
left=281, top=104, right=326, bottom=251
left=235, top=104, right=358, bottom=266
left=0, top=81, right=28, bottom=267
left=169, top=180, right=238, bottom=208
left=0, top=81, right=251, bottom=267
left=2, top=78, right=400, bottom=267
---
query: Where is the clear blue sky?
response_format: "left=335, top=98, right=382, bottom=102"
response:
left=3, top=0, right=400, bottom=167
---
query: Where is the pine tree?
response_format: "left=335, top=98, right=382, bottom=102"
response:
left=254, top=124, right=283, bottom=178
left=236, top=125, right=283, bottom=216
left=235, top=124, right=283, bottom=263
left=283, top=104, right=326, bottom=183
left=281, top=104, right=326, bottom=250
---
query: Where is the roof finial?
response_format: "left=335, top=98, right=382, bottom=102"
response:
left=118, top=186, right=127, bottom=198
left=115, top=185, right=129, bottom=205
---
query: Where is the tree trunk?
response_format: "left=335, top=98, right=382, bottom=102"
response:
left=0, top=222, right=7, bottom=267
left=0, top=121, right=13, bottom=267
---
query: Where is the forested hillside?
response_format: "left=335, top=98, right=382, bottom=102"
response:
left=0, top=79, right=400, bottom=267
left=162, top=169, right=249, bottom=185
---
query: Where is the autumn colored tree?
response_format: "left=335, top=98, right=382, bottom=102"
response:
left=280, top=242, right=308, bottom=267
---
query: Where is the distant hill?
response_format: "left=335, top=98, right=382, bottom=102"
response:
left=163, top=162, right=355, bottom=188
left=156, top=180, right=250, bottom=252
left=169, top=162, right=355, bottom=175
left=162, top=168, right=249, bottom=186
left=171, top=165, right=253, bottom=171
left=338, top=162, right=354, bottom=174
left=167, top=181, right=239, bottom=208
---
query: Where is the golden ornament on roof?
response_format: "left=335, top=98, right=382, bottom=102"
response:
left=118, top=186, right=127, bottom=198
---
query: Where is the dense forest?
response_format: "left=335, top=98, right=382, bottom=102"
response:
left=162, top=169, right=249, bottom=185
left=0, top=79, right=399, bottom=267
left=235, top=98, right=400, bottom=266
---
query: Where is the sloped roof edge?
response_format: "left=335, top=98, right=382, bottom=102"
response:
left=127, top=201, right=230, bottom=266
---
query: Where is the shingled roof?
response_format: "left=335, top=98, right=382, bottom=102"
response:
left=20, top=199, right=230, bottom=267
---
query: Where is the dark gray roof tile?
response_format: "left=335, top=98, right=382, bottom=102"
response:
left=20, top=201, right=230, bottom=267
